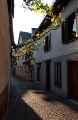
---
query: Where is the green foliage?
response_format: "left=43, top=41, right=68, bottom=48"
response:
left=13, top=0, right=64, bottom=57
left=13, top=26, right=59, bottom=57
left=23, top=0, right=53, bottom=14
left=23, top=0, right=63, bottom=27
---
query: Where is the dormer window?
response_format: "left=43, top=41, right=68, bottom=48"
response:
left=62, top=9, right=78, bottom=44
left=44, top=33, right=51, bottom=52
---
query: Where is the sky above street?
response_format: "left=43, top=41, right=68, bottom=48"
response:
left=13, top=0, right=54, bottom=44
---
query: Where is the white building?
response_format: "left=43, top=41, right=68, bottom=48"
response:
left=15, top=31, right=32, bottom=80
left=33, top=0, right=78, bottom=102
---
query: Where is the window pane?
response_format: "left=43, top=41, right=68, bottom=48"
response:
left=46, top=36, right=48, bottom=51
left=25, top=66, right=27, bottom=74
left=21, top=67, right=23, bottom=74
left=20, top=67, right=21, bottom=73
left=44, top=34, right=51, bottom=52
left=72, top=18, right=76, bottom=38
left=66, top=11, right=76, bottom=41
left=55, top=63, right=61, bottom=86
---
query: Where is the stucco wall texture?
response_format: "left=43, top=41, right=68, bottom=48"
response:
left=0, top=0, right=11, bottom=120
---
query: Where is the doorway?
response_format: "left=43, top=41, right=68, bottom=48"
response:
left=46, top=61, right=51, bottom=90
left=68, top=60, right=78, bottom=102
left=31, top=68, right=34, bottom=79
left=37, top=63, right=41, bottom=82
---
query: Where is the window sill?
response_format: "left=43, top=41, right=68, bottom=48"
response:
left=44, top=50, right=51, bottom=53
left=67, top=37, right=78, bottom=44
left=63, top=37, right=78, bottom=44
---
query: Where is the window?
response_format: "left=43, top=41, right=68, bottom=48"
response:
left=31, top=69, right=34, bottom=79
left=25, top=54, right=27, bottom=60
left=18, top=67, right=20, bottom=74
left=17, top=56, right=19, bottom=61
left=17, top=67, right=18, bottom=74
left=25, top=53, right=31, bottom=59
left=16, top=67, right=17, bottom=74
left=20, top=67, right=21, bottom=74
left=62, top=9, right=78, bottom=44
left=20, top=67, right=22, bottom=74
left=25, top=66, right=28, bottom=75
left=20, top=55, right=24, bottom=60
left=54, top=62, right=61, bottom=87
left=44, top=33, right=51, bottom=52
left=21, top=67, right=23, bottom=74
left=22, top=55, right=24, bottom=60
left=36, top=63, right=41, bottom=82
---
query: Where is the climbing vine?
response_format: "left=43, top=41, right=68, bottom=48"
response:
left=13, top=0, right=64, bottom=57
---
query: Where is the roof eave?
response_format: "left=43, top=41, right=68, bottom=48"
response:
left=33, top=0, right=71, bottom=36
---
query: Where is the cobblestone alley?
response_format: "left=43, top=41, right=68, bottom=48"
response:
left=7, top=76, right=78, bottom=120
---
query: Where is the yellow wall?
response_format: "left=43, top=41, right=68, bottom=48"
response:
left=15, top=64, right=31, bottom=80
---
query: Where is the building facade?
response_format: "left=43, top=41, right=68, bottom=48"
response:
left=0, top=0, right=14, bottom=120
left=33, top=0, right=78, bottom=102
left=15, top=31, right=32, bottom=80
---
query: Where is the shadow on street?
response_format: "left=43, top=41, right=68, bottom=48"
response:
left=7, top=75, right=78, bottom=120
left=7, top=75, right=42, bottom=120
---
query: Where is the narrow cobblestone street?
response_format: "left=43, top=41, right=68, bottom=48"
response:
left=7, top=76, right=78, bottom=120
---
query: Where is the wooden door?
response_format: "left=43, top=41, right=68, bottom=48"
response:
left=31, top=68, right=34, bottom=79
left=68, top=61, right=78, bottom=102
left=46, top=63, right=50, bottom=90
left=37, top=67, right=40, bottom=82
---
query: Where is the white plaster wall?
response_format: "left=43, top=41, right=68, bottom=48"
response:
left=33, top=0, right=78, bottom=97
left=17, top=35, right=25, bottom=64
left=18, top=35, right=23, bottom=44
left=33, top=0, right=78, bottom=62
left=50, top=52, right=78, bottom=97
left=50, top=57, right=67, bottom=97
left=17, top=55, right=25, bottom=64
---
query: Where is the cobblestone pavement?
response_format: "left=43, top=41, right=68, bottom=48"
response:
left=7, top=75, right=78, bottom=120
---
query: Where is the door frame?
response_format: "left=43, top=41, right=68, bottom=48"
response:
left=36, top=63, right=41, bottom=82
left=45, top=60, right=51, bottom=90
left=67, top=58, right=78, bottom=99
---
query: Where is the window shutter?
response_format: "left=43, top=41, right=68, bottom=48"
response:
left=62, top=21, right=65, bottom=44
left=48, top=33, right=51, bottom=50
left=61, top=21, right=66, bottom=44
left=76, top=8, right=78, bottom=37
left=44, top=39, right=46, bottom=52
